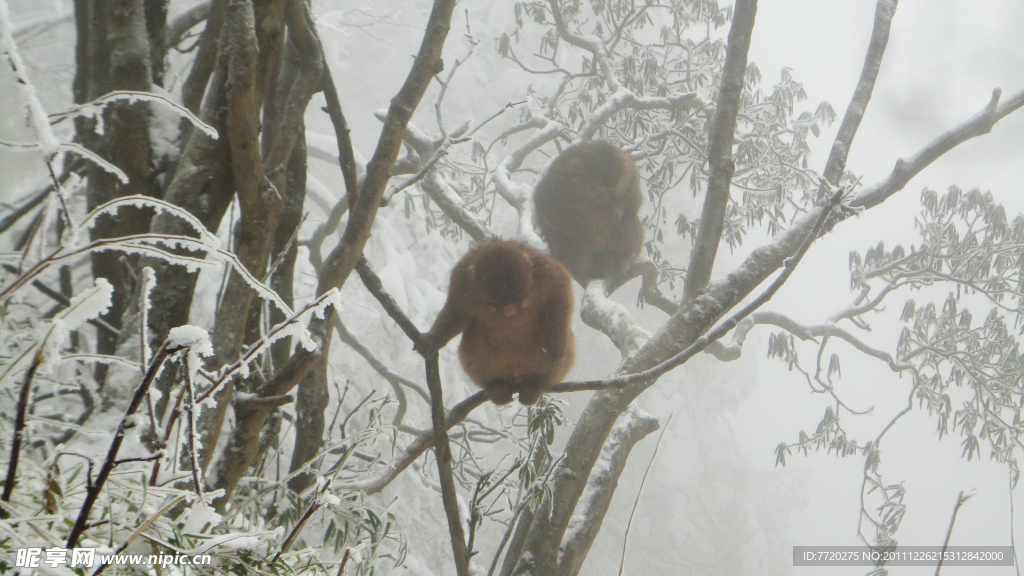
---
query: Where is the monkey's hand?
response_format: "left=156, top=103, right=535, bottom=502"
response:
left=413, top=332, right=439, bottom=357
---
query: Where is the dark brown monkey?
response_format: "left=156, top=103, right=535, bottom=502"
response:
left=533, top=141, right=645, bottom=283
left=415, top=239, right=576, bottom=405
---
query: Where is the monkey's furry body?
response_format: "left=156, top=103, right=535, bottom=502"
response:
left=534, top=141, right=644, bottom=283
left=417, top=240, right=575, bottom=405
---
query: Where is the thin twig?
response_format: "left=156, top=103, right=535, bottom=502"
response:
left=336, top=549, right=351, bottom=576
left=0, top=352, right=42, bottom=517
left=182, top=353, right=205, bottom=501
left=271, top=480, right=333, bottom=565
left=618, top=412, right=672, bottom=576
left=935, top=490, right=973, bottom=576
left=66, top=342, right=181, bottom=548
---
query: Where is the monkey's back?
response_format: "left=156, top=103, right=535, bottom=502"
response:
left=533, top=141, right=644, bottom=281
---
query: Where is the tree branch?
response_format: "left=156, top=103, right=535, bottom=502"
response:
left=66, top=342, right=180, bottom=548
left=164, top=1, right=211, bottom=54
left=555, top=405, right=660, bottom=576
left=316, top=0, right=456, bottom=296
left=851, top=87, right=1024, bottom=211
left=425, top=353, right=471, bottom=576
left=212, top=0, right=458, bottom=506
left=0, top=353, right=41, bottom=518
left=820, top=0, right=897, bottom=188
left=579, top=280, right=651, bottom=359
left=683, top=0, right=757, bottom=301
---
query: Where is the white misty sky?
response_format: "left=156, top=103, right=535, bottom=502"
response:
left=716, top=2, right=1024, bottom=575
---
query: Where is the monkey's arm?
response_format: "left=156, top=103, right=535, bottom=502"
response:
left=415, top=261, right=472, bottom=354
left=537, top=265, right=575, bottom=361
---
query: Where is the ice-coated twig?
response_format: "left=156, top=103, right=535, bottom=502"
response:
left=76, top=195, right=221, bottom=248
left=0, top=1, right=60, bottom=157
left=181, top=350, right=206, bottom=501
left=139, top=267, right=156, bottom=372
left=66, top=340, right=185, bottom=548
left=49, top=90, right=219, bottom=140
left=58, top=143, right=130, bottom=184
left=1, top=233, right=289, bottom=318
left=196, top=290, right=342, bottom=404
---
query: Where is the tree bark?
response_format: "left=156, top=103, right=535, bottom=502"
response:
left=79, top=0, right=154, bottom=392
left=682, top=0, right=757, bottom=301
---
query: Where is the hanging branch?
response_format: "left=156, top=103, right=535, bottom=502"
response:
left=425, top=352, right=471, bottom=576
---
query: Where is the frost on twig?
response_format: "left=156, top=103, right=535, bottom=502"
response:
left=0, top=3, right=60, bottom=157
left=49, top=90, right=219, bottom=140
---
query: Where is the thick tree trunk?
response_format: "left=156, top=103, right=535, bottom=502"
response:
left=75, top=0, right=154, bottom=393
left=201, top=0, right=321, bottom=476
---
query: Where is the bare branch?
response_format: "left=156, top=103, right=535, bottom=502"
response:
left=355, top=255, right=422, bottom=342
left=165, top=2, right=211, bottom=53
left=936, top=491, right=973, bottom=575
left=0, top=353, right=41, bottom=518
left=425, top=353, right=471, bottom=576
left=852, top=88, right=1024, bottom=211
left=181, top=0, right=224, bottom=113
left=317, top=0, right=457, bottom=296
left=820, top=0, right=897, bottom=188
left=683, top=0, right=757, bottom=301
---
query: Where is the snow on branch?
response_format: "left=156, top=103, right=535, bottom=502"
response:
left=0, top=138, right=128, bottom=191
left=57, top=142, right=130, bottom=183
left=379, top=116, right=493, bottom=241
left=558, top=404, right=659, bottom=575
left=0, top=232, right=292, bottom=322
left=76, top=195, right=221, bottom=248
left=0, top=278, right=113, bottom=386
left=0, top=1, right=60, bottom=157
left=196, top=290, right=343, bottom=404
left=580, top=280, right=651, bottom=359
left=50, top=90, right=219, bottom=140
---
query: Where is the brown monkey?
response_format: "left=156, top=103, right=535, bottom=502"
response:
left=533, top=141, right=645, bottom=283
left=415, top=239, right=576, bottom=405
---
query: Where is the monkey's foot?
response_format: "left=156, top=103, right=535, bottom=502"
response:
left=516, top=376, right=548, bottom=405
left=483, top=379, right=515, bottom=405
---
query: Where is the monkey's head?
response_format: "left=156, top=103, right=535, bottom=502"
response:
left=473, top=242, right=534, bottom=317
